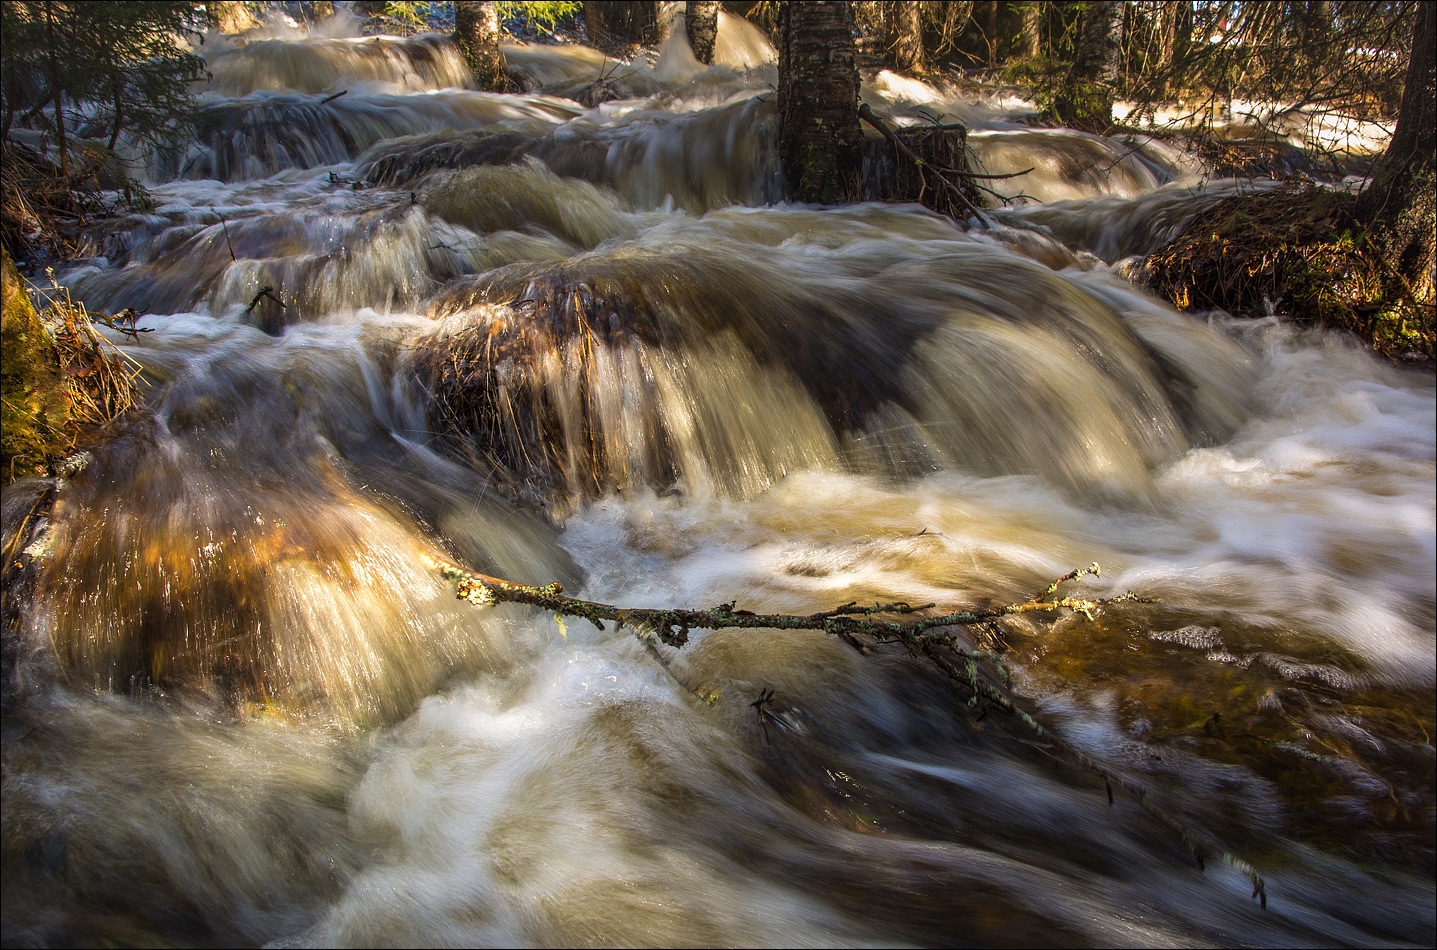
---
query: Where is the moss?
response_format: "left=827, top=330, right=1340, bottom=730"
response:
left=1016, top=607, right=1436, bottom=872
left=1147, top=183, right=1436, bottom=361
left=1, top=248, right=144, bottom=482
left=1, top=248, right=71, bottom=480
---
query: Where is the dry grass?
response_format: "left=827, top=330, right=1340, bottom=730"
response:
left=40, top=280, right=146, bottom=428
left=0, top=141, right=90, bottom=265
left=1147, top=181, right=1435, bottom=361
left=2, top=263, right=146, bottom=481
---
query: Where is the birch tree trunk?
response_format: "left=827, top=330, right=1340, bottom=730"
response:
left=686, top=1, right=720, bottom=65
left=778, top=1, right=864, bottom=204
left=455, top=1, right=507, bottom=91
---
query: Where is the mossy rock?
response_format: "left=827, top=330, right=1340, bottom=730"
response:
left=1, top=248, right=70, bottom=480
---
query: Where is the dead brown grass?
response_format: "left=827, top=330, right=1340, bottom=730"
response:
left=1147, top=181, right=1435, bottom=361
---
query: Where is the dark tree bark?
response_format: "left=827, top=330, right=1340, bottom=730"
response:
left=778, top=1, right=864, bottom=204
left=1296, top=0, right=1336, bottom=71
left=42, top=1, right=67, bottom=178
left=1054, top=0, right=1124, bottom=131
left=686, top=1, right=720, bottom=65
left=1165, top=0, right=1193, bottom=96
left=455, top=1, right=507, bottom=91
left=981, top=0, right=999, bottom=64
left=1152, top=0, right=1187, bottom=95
left=1016, top=1, right=1041, bottom=59
left=885, top=1, right=926, bottom=74
left=1357, top=1, right=1436, bottom=303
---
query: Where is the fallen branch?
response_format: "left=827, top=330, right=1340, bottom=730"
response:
left=859, top=103, right=994, bottom=225
left=427, top=553, right=1266, bottom=909
left=427, top=556, right=1132, bottom=647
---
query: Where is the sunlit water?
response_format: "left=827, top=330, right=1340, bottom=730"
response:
left=3, top=14, right=1433, bottom=949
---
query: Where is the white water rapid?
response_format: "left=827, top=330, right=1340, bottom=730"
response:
left=3, top=11, right=1433, bottom=949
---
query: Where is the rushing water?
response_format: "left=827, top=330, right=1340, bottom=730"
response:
left=3, top=12, right=1434, bottom=949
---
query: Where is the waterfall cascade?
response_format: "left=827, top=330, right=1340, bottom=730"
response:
left=4, top=12, right=1433, bottom=949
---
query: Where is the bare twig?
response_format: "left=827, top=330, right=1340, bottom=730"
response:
left=245, top=286, right=285, bottom=314
left=218, top=214, right=236, bottom=262
left=428, top=552, right=1265, bottom=908
left=858, top=103, right=993, bottom=224
left=426, top=553, right=1139, bottom=648
left=93, top=306, right=153, bottom=341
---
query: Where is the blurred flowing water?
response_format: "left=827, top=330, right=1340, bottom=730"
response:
left=3, top=13, right=1433, bottom=949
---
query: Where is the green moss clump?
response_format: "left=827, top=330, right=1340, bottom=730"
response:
left=1, top=248, right=71, bottom=480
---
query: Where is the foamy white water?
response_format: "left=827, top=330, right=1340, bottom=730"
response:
left=3, top=15, right=1432, bottom=950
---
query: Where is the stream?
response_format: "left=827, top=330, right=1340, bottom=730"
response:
left=2, top=11, right=1433, bottom=948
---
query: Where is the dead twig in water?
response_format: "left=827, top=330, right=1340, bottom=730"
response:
left=93, top=307, right=152, bottom=342
left=218, top=214, right=237, bottom=262
left=429, top=554, right=1266, bottom=909
left=245, top=286, right=285, bottom=314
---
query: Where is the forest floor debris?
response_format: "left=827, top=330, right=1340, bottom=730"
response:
left=1147, top=181, right=1435, bottom=362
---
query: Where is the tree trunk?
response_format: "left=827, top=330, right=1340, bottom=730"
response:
left=1153, top=0, right=1183, bottom=94
left=982, top=0, right=999, bottom=65
left=42, top=1, right=66, bottom=179
left=1297, top=0, right=1335, bottom=70
left=1357, top=1, right=1436, bottom=303
left=1016, top=2, right=1041, bottom=59
left=886, top=1, right=926, bottom=74
left=1054, top=0, right=1124, bottom=131
left=106, top=75, right=123, bottom=152
left=455, top=1, right=507, bottom=92
left=584, top=2, right=603, bottom=46
left=686, top=1, right=720, bottom=65
left=1156, top=1, right=1176, bottom=68
left=779, top=1, right=864, bottom=204
left=930, top=1, right=972, bottom=59
left=1167, top=0, right=1192, bottom=95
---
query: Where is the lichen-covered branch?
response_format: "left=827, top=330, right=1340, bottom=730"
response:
left=425, top=555, right=1134, bottom=648
left=426, top=553, right=1265, bottom=909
